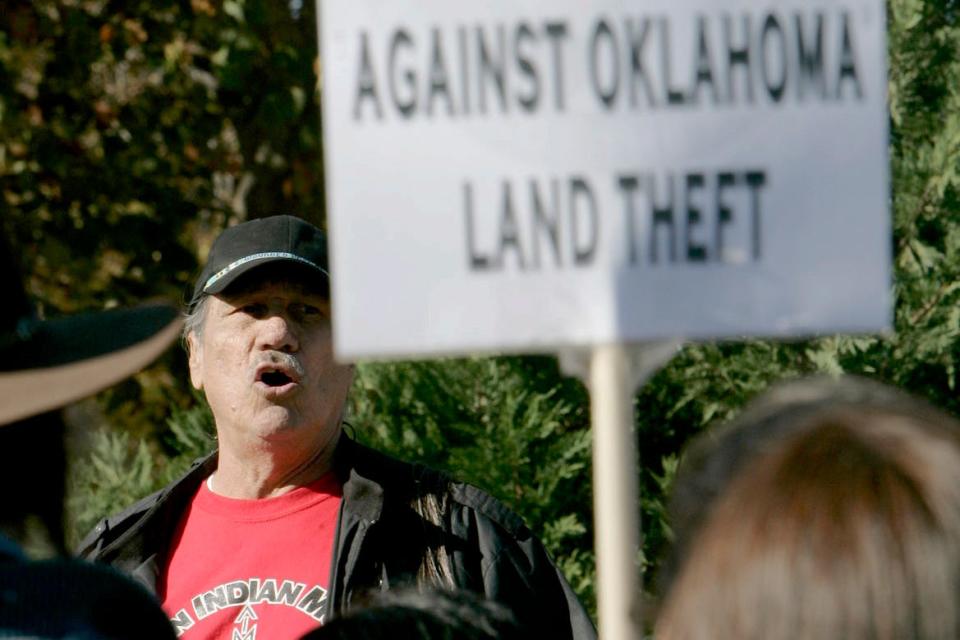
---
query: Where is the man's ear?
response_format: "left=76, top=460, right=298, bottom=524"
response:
left=186, top=332, right=204, bottom=391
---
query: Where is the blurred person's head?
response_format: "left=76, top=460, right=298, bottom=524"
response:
left=0, top=234, right=179, bottom=553
left=655, top=376, right=960, bottom=640
left=299, top=588, right=523, bottom=640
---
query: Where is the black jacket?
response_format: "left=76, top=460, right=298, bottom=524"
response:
left=78, top=437, right=596, bottom=639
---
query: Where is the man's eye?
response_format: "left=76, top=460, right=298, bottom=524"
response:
left=293, top=303, right=324, bottom=317
left=241, top=303, right=267, bottom=317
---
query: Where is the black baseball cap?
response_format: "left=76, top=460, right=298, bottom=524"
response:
left=189, top=215, right=330, bottom=308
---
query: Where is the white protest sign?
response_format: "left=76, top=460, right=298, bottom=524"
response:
left=319, top=0, right=890, bottom=360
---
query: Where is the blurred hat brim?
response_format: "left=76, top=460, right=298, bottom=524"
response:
left=0, top=304, right=182, bottom=426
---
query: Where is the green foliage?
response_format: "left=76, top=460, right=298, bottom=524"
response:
left=350, top=356, right=597, bottom=610
left=162, top=402, right=217, bottom=470
left=66, top=402, right=216, bottom=548
left=66, top=430, right=159, bottom=546
left=1, top=0, right=326, bottom=431
left=885, top=0, right=960, bottom=409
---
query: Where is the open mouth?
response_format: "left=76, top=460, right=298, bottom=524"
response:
left=260, top=370, right=293, bottom=387
left=254, top=359, right=301, bottom=393
left=256, top=362, right=300, bottom=393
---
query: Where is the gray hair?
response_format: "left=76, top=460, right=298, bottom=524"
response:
left=182, top=296, right=209, bottom=351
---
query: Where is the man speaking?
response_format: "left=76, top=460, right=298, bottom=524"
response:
left=80, top=215, right=595, bottom=640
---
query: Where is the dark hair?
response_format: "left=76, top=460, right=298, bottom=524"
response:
left=300, top=588, right=523, bottom=640
left=656, top=376, right=960, bottom=640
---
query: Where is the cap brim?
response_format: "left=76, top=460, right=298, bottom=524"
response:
left=199, top=255, right=329, bottom=298
left=0, top=305, right=182, bottom=426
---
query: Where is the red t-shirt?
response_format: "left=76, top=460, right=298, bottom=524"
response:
left=160, top=473, right=342, bottom=639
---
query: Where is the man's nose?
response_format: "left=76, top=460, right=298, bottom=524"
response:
left=257, top=313, right=299, bottom=352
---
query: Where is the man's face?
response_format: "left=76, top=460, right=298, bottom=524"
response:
left=187, top=269, right=352, bottom=451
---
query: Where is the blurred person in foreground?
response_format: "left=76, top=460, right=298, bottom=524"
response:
left=79, top=215, right=595, bottom=640
left=655, top=375, right=960, bottom=640
left=0, top=236, right=181, bottom=638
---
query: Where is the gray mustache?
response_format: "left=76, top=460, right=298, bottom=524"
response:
left=258, top=352, right=305, bottom=379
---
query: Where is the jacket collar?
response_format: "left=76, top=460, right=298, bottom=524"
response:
left=333, top=435, right=385, bottom=526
